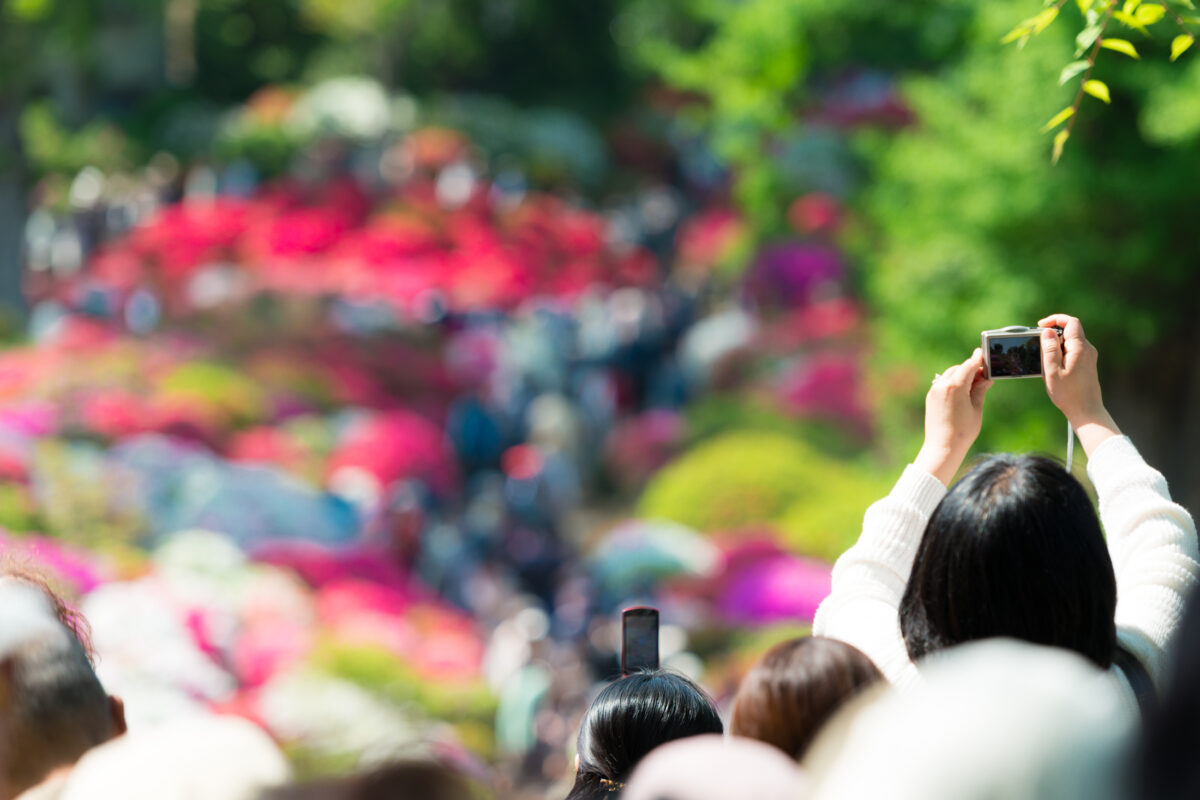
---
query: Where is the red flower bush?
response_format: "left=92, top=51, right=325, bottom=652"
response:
left=64, top=128, right=663, bottom=321
left=127, top=199, right=251, bottom=278
left=326, top=410, right=458, bottom=498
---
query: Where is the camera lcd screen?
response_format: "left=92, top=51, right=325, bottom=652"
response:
left=987, top=334, right=1042, bottom=377
left=621, top=607, right=659, bottom=676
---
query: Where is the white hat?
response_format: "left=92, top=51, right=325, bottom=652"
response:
left=59, top=715, right=291, bottom=800
left=804, top=639, right=1136, bottom=800
left=624, top=734, right=808, bottom=800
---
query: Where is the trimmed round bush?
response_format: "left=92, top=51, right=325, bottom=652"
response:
left=638, top=431, right=887, bottom=562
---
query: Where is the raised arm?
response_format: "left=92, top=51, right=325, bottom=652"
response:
left=813, top=349, right=992, bottom=683
left=1039, top=313, right=1200, bottom=688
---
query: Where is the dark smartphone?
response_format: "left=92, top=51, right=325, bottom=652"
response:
left=621, top=606, right=659, bottom=676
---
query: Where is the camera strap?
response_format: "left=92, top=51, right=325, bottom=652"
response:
left=1066, top=421, right=1075, bottom=473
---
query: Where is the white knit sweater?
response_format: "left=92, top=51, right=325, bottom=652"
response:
left=813, top=435, right=1200, bottom=710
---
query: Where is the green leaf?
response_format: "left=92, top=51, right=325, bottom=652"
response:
left=1100, top=37, right=1141, bottom=57
left=1041, top=106, right=1076, bottom=133
left=1112, top=10, right=1150, bottom=31
left=1052, top=129, right=1070, bottom=164
left=1135, top=4, right=1166, bottom=24
left=1177, top=0, right=1196, bottom=10
left=1185, top=16, right=1200, bottom=23
left=1077, top=0, right=1095, bottom=11
left=1002, top=23, right=1032, bottom=44
left=1084, top=79, right=1112, bottom=103
left=1003, top=6, right=1059, bottom=42
left=1076, top=24, right=1103, bottom=55
left=1122, top=0, right=1141, bottom=13
left=1058, top=59, right=1092, bottom=84
left=1031, top=6, right=1060, bottom=33
left=1172, top=33, right=1195, bottom=60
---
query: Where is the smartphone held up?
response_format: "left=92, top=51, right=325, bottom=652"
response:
left=621, top=606, right=660, bottom=677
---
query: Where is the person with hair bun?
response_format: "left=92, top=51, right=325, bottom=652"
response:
left=730, top=636, right=882, bottom=761
left=814, top=314, right=1200, bottom=713
left=565, top=669, right=723, bottom=800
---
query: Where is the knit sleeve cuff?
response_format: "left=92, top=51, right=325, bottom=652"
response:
left=899, top=463, right=950, bottom=516
left=856, top=464, right=948, bottom=568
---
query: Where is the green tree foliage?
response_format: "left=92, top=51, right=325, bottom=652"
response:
left=297, top=0, right=633, bottom=118
left=1001, top=0, right=1200, bottom=159
left=858, top=0, right=1200, bottom=494
left=616, top=0, right=810, bottom=232
left=632, top=0, right=1200, bottom=503
left=617, top=0, right=975, bottom=235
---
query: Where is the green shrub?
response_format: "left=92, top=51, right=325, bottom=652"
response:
left=638, top=430, right=889, bottom=561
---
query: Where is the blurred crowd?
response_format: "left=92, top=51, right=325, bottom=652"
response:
left=4, top=86, right=874, bottom=798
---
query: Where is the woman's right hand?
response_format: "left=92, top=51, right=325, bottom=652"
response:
left=1038, top=313, right=1121, bottom=454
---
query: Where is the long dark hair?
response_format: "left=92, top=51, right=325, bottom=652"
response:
left=900, top=453, right=1117, bottom=669
left=566, top=669, right=723, bottom=800
left=730, top=636, right=882, bottom=761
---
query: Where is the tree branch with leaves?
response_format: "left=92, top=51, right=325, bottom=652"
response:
left=1004, top=0, right=1199, bottom=160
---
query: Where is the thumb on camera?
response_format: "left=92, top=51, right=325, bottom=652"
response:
left=1040, top=327, right=1064, bottom=375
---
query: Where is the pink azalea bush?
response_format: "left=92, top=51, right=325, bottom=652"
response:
left=326, top=410, right=458, bottom=498
left=776, top=355, right=872, bottom=438
left=714, top=537, right=832, bottom=625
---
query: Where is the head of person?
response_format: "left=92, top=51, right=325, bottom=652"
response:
left=803, top=639, right=1135, bottom=800
left=623, top=734, right=806, bottom=800
left=0, top=561, right=96, bottom=665
left=899, top=453, right=1117, bottom=669
left=729, top=636, right=882, bottom=761
left=567, top=669, right=723, bottom=800
left=57, top=715, right=290, bottom=800
left=0, top=581, right=120, bottom=800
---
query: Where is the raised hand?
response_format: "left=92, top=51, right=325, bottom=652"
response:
left=914, top=348, right=993, bottom=487
left=1038, top=313, right=1120, bottom=455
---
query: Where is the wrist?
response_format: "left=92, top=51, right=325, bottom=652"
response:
left=1070, top=412, right=1121, bottom=457
left=1064, top=403, right=1114, bottom=429
left=914, top=442, right=966, bottom=488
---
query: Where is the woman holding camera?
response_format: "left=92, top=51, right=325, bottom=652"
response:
left=814, top=313, right=1199, bottom=712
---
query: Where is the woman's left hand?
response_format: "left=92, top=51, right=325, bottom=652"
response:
left=914, top=348, right=993, bottom=487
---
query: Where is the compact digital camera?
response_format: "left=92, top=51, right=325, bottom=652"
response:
left=980, top=325, right=1063, bottom=380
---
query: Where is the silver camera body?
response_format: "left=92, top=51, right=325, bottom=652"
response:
left=981, top=325, right=1062, bottom=380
